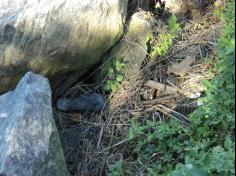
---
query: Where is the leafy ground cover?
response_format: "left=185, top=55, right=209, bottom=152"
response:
left=109, top=1, right=235, bottom=175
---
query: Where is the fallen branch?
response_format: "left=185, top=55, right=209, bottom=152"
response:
left=139, top=94, right=178, bottom=105
left=166, top=79, right=186, bottom=96
left=102, top=139, right=128, bottom=152
left=155, top=105, right=191, bottom=124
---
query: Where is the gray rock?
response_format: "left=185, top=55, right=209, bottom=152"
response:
left=121, top=11, right=156, bottom=74
left=98, top=11, right=156, bottom=80
left=57, top=93, right=106, bottom=112
left=0, top=0, right=128, bottom=95
left=164, top=0, right=206, bottom=15
left=0, top=72, right=69, bottom=176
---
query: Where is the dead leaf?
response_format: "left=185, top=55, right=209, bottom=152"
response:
left=168, top=56, right=195, bottom=76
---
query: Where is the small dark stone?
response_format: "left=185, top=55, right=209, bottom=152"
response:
left=56, top=93, right=106, bottom=112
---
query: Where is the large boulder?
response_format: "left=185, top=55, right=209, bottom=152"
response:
left=0, top=72, right=69, bottom=176
left=0, top=0, right=128, bottom=94
left=99, top=11, right=156, bottom=79
left=164, top=0, right=206, bottom=15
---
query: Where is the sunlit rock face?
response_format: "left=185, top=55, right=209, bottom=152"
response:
left=0, top=72, right=69, bottom=176
left=0, top=0, right=128, bottom=94
left=99, top=11, right=156, bottom=79
left=164, top=0, right=205, bottom=15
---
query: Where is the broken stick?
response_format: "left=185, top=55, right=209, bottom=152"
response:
left=157, top=104, right=191, bottom=124
left=140, top=94, right=178, bottom=105
left=145, top=80, right=178, bottom=94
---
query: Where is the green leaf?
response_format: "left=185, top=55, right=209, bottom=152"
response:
left=127, top=128, right=134, bottom=140
left=224, top=136, right=233, bottom=150
left=104, top=84, right=111, bottom=91
left=202, top=80, right=211, bottom=88
left=108, top=68, right=114, bottom=74
left=171, top=163, right=208, bottom=176
left=116, top=75, right=124, bottom=82
left=110, top=82, right=118, bottom=92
